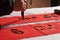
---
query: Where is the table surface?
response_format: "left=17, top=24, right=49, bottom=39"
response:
left=1, top=6, right=60, bottom=40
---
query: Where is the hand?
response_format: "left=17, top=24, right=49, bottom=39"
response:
left=14, top=0, right=27, bottom=11
left=21, top=0, right=27, bottom=11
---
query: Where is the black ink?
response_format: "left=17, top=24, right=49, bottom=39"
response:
left=50, top=14, right=58, bottom=17
left=44, top=15, right=51, bottom=18
left=33, top=26, right=48, bottom=35
left=24, top=18, right=31, bottom=19
left=34, top=26, right=44, bottom=31
left=0, top=24, right=1, bottom=30
left=40, top=29, right=43, bottom=30
left=19, top=18, right=31, bottom=20
left=48, top=24, right=52, bottom=26
left=11, top=29, right=24, bottom=34
left=48, top=24, right=52, bottom=29
left=48, top=24, right=58, bottom=29
left=32, top=17, right=36, bottom=19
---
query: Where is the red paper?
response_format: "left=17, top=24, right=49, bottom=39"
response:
left=0, top=17, right=19, bottom=26
left=0, top=13, right=60, bottom=26
left=11, top=13, right=60, bottom=24
left=0, top=13, right=60, bottom=40
left=0, top=22, right=60, bottom=40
